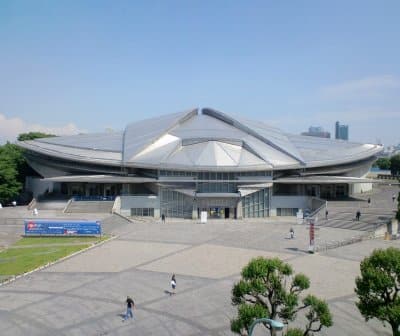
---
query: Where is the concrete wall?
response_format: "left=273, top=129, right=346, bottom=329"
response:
left=351, top=182, right=373, bottom=194
left=349, top=171, right=373, bottom=194
left=270, top=195, right=310, bottom=216
left=25, top=177, right=55, bottom=198
left=346, top=161, right=374, bottom=194
left=120, top=195, right=160, bottom=217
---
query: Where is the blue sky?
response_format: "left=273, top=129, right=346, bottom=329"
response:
left=0, top=1, right=399, bottom=145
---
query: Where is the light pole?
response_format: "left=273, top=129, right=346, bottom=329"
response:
left=248, top=317, right=284, bottom=336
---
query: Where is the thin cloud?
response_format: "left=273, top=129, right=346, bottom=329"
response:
left=0, top=113, right=86, bottom=143
left=321, top=75, right=400, bottom=100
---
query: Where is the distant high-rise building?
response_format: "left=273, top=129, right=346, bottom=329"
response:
left=301, top=126, right=331, bottom=138
left=335, top=121, right=348, bottom=140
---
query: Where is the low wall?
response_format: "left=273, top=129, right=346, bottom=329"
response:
left=120, top=195, right=160, bottom=217
left=270, top=195, right=310, bottom=216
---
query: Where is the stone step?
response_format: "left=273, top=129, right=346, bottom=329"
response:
left=64, top=201, right=114, bottom=213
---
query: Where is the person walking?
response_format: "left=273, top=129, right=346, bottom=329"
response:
left=161, top=214, right=166, bottom=224
left=170, top=274, right=176, bottom=295
left=393, top=194, right=396, bottom=203
left=289, top=227, right=294, bottom=239
left=325, top=209, right=328, bottom=220
left=356, top=210, right=361, bottom=221
left=367, top=198, right=371, bottom=207
left=123, top=296, right=135, bottom=321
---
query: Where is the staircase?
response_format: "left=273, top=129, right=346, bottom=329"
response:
left=316, top=196, right=396, bottom=231
left=64, top=200, right=114, bottom=213
left=35, top=200, right=69, bottom=211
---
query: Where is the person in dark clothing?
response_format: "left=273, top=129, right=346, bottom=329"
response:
left=170, top=274, right=176, bottom=295
left=325, top=209, right=328, bottom=220
left=123, top=296, right=135, bottom=321
left=356, top=210, right=361, bottom=221
left=367, top=198, right=371, bottom=207
left=161, top=214, right=166, bottom=224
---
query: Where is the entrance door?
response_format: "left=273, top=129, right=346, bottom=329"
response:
left=225, top=208, right=230, bottom=219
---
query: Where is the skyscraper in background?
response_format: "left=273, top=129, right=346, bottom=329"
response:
left=335, top=121, right=349, bottom=140
left=301, top=126, right=331, bottom=138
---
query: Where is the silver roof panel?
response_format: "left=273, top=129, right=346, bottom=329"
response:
left=17, top=108, right=383, bottom=171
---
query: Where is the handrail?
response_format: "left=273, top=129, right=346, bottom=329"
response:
left=307, top=198, right=327, bottom=220
left=27, top=198, right=36, bottom=211
left=62, top=198, right=73, bottom=213
left=112, top=196, right=121, bottom=214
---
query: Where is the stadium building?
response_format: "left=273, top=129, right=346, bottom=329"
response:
left=18, top=108, right=382, bottom=219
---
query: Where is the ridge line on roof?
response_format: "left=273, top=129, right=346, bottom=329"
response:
left=202, top=107, right=306, bottom=165
left=214, top=141, right=238, bottom=165
left=122, top=108, right=198, bottom=164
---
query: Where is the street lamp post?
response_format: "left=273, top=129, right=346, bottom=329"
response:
left=248, top=317, right=284, bottom=336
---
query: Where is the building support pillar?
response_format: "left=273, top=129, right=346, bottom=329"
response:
left=236, top=200, right=243, bottom=219
left=192, top=199, right=198, bottom=219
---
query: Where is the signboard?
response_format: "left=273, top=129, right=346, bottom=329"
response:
left=308, top=218, right=315, bottom=253
left=24, top=219, right=101, bottom=236
left=200, top=211, right=207, bottom=224
left=296, top=209, right=303, bottom=224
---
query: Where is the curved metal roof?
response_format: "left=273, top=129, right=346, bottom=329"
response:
left=17, top=108, right=383, bottom=171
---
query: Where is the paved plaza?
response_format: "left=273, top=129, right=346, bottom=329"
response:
left=0, top=186, right=399, bottom=335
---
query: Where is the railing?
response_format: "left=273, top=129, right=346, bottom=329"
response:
left=112, top=196, right=121, bottom=214
left=306, top=197, right=327, bottom=220
left=72, top=195, right=116, bottom=201
left=63, top=198, right=73, bottom=213
left=377, top=174, right=400, bottom=180
left=27, top=198, right=36, bottom=210
left=315, top=234, right=368, bottom=252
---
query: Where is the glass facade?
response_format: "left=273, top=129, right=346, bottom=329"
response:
left=197, top=182, right=236, bottom=193
left=131, top=208, right=155, bottom=216
left=277, top=208, right=298, bottom=216
left=160, top=188, right=193, bottom=218
left=159, top=170, right=272, bottom=179
left=242, top=188, right=270, bottom=218
left=158, top=170, right=273, bottom=218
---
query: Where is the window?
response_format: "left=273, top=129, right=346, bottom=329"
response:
left=242, top=188, right=270, bottom=218
left=131, top=208, right=154, bottom=216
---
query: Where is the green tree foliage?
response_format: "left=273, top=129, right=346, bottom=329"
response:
left=0, top=132, right=54, bottom=204
left=373, top=158, right=391, bottom=170
left=390, top=154, right=400, bottom=176
left=17, top=132, right=55, bottom=141
left=285, top=328, right=304, bottom=336
left=355, top=247, right=400, bottom=336
left=231, top=257, right=332, bottom=336
left=0, top=143, right=23, bottom=203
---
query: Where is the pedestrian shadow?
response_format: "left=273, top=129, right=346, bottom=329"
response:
left=164, top=290, right=175, bottom=295
left=285, top=247, right=309, bottom=254
left=116, top=313, right=125, bottom=318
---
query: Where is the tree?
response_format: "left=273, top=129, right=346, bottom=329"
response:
left=0, top=143, right=23, bottom=203
left=390, top=154, right=400, bottom=176
left=231, top=257, right=333, bottom=336
left=355, top=247, right=400, bottom=336
left=373, top=158, right=391, bottom=170
left=0, top=132, right=54, bottom=204
left=17, top=132, right=55, bottom=141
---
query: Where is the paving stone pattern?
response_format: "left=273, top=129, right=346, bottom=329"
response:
left=0, top=185, right=399, bottom=335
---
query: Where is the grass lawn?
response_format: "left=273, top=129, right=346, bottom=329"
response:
left=0, top=235, right=109, bottom=280
left=0, top=245, right=90, bottom=276
left=13, top=236, right=108, bottom=246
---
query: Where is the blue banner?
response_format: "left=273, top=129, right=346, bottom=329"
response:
left=24, top=219, right=101, bottom=236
